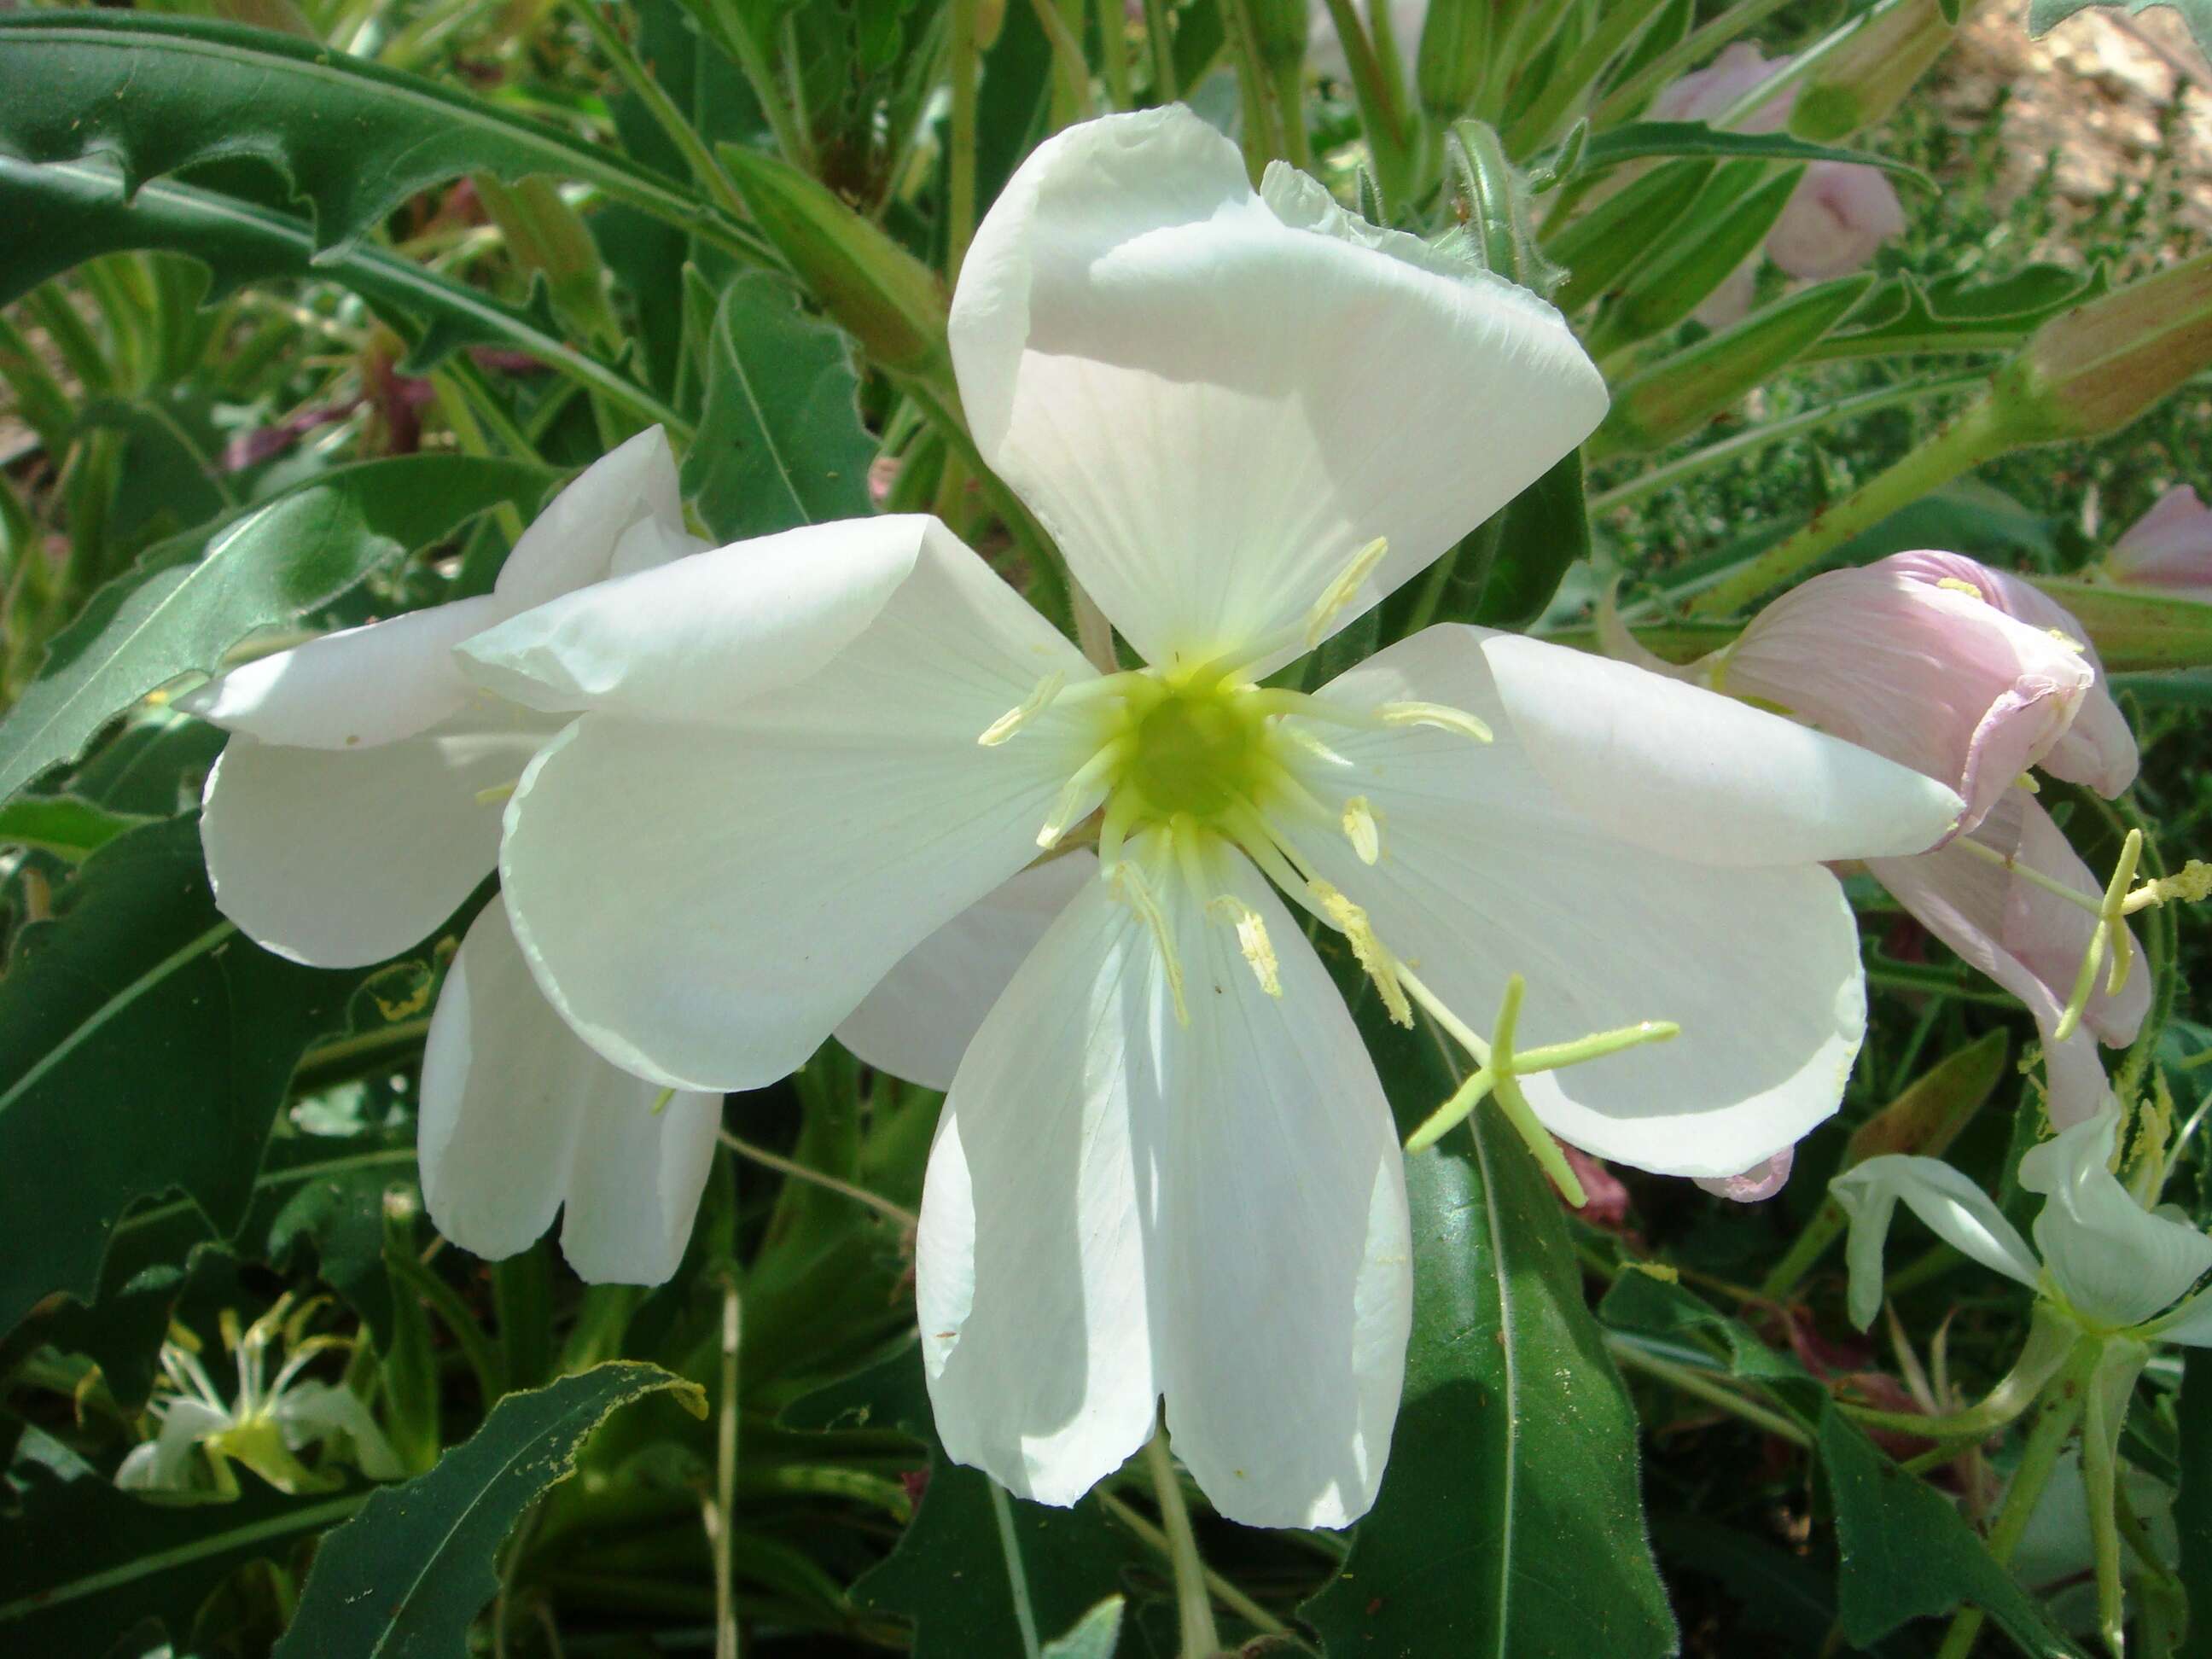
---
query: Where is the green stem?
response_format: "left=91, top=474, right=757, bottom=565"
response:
left=713, top=1274, right=742, bottom=1659
left=1144, top=0, right=1180, bottom=99
left=1606, top=1338, right=1814, bottom=1447
left=717, top=1130, right=917, bottom=1229
left=987, top=1480, right=1045, bottom=1659
left=1096, top=0, right=1132, bottom=110
left=1760, top=1200, right=1848, bottom=1303
left=1688, top=396, right=2011, bottom=616
left=1029, top=0, right=1094, bottom=130
left=948, top=0, right=982, bottom=283
left=1591, top=372, right=1982, bottom=519
left=1096, top=1488, right=1295, bottom=1638
left=1221, top=0, right=1289, bottom=177
left=1505, top=0, right=1674, bottom=154
left=565, top=0, right=748, bottom=219
left=384, top=1248, right=504, bottom=1409
left=1932, top=1340, right=2102, bottom=1659
left=1144, top=1429, right=1222, bottom=1658
left=711, top=0, right=817, bottom=174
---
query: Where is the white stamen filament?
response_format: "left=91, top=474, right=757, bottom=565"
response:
left=1377, top=701, right=1493, bottom=743
left=1037, top=739, right=1130, bottom=849
left=1113, top=859, right=1190, bottom=1027
left=977, top=670, right=1067, bottom=746
left=1303, top=535, right=1390, bottom=648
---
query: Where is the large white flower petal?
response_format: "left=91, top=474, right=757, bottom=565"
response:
left=497, top=527, right=1099, bottom=1091
left=490, top=426, right=690, bottom=609
left=951, top=107, right=1606, bottom=671
left=1281, top=627, right=1872, bottom=1178
left=1150, top=839, right=1410, bottom=1529
left=418, top=903, right=591, bottom=1261
left=1479, top=631, right=1965, bottom=864
left=835, top=853, right=1096, bottom=1090
left=201, top=713, right=552, bottom=967
left=918, top=863, right=1165, bottom=1507
left=1829, top=1155, right=2041, bottom=1330
left=419, top=904, right=721, bottom=1283
left=181, top=594, right=506, bottom=749
left=2018, top=1106, right=2212, bottom=1330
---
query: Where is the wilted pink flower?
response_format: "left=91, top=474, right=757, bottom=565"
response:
left=2107, top=485, right=2212, bottom=594
left=1695, top=1147, right=1794, bottom=1203
left=1650, top=43, right=1906, bottom=325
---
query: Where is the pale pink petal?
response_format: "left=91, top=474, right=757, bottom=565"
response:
left=1650, top=42, right=1792, bottom=131
left=1696, top=1147, right=1795, bottom=1202
left=1888, top=552, right=2139, bottom=797
left=2109, top=485, right=2212, bottom=591
left=1719, top=556, right=2095, bottom=836
left=1766, top=163, right=1906, bottom=281
left=1868, top=790, right=2146, bottom=1128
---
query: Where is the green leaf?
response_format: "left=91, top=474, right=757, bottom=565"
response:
left=0, top=452, right=549, bottom=806
left=0, top=1423, right=370, bottom=1652
left=1806, top=263, right=2113, bottom=363
left=2027, top=0, right=2212, bottom=61
left=682, top=270, right=877, bottom=542
left=1301, top=1106, right=1676, bottom=1656
left=0, top=155, right=684, bottom=433
left=1575, top=120, right=1935, bottom=188
left=0, top=817, right=363, bottom=1336
left=2022, top=578, right=2212, bottom=673
left=1819, top=1410, right=2087, bottom=1656
left=272, top=1363, right=703, bottom=1658
left=1590, top=161, right=1804, bottom=354
left=1454, top=449, right=1593, bottom=631
left=2179, top=1350, right=2212, bottom=1659
left=0, top=11, right=726, bottom=256
left=1549, top=158, right=1715, bottom=314
left=1042, top=1596, right=1126, bottom=1657
left=0, top=793, right=153, bottom=861
left=783, top=1343, right=1142, bottom=1659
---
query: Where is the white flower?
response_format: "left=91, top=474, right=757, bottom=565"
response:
left=1830, top=1104, right=2212, bottom=1342
left=461, top=108, right=1962, bottom=1527
left=116, top=1304, right=402, bottom=1499
left=185, top=431, right=721, bottom=1284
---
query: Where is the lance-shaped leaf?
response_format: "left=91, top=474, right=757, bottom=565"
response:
left=0, top=451, right=549, bottom=806
left=1807, top=263, right=2114, bottom=363
left=272, top=1363, right=702, bottom=1656
left=0, top=794, right=152, bottom=862
left=1575, top=121, right=1935, bottom=189
left=0, top=1423, right=370, bottom=1653
left=0, top=817, right=364, bottom=1336
left=1301, top=1098, right=1675, bottom=1655
left=683, top=270, right=878, bottom=542
left=1588, top=162, right=1803, bottom=353
left=782, top=1343, right=1143, bottom=1658
left=0, top=156, right=680, bottom=433
left=1436, top=450, right=1593, bottom=632
left=0, top=10, right=725, bottom=254
left=1594, top=275, right=1875, bottom=456
left=1549, top=157, right=1715, bottom=313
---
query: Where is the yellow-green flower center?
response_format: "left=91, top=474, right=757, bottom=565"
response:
left=1121, top=682, right=1271, bottom=824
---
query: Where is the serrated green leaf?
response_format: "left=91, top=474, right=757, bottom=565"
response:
left=0, top=1423, right=370, bottom=1652
left=1805, top=263, right=2113, bottom=363
left=0, top=12, right=730, bottom=257
left=0, top=453, right=549, bottom=806
left=0, top=793, right=153, bottom=861
left=782, top=1343, right=1141, bottom=1659
left=2028, top=0, right=2212, bottom=61
left=1301, top=1104, right=1676, bottom=1656
left=1575, top=120, right=1935, bottom=188
left=273, top=1362, right=701, bottom=1657
left=0, top=818, right=365, bottom=1336
left=683, top=270, right=877, bottom=541
left=0, top=155, right=682, bottom=434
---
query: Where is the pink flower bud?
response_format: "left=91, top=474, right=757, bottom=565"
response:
left=1695, top=1146, right=1795, bottom=1202
left=1650, top=42, right=1792, bottom=132
left=1886, top=552, right=2139, bottom=799
left=1718, top=553, right=2097, bottom=838
left=2107, top=485, right=2212, bottom=593
left=1869, top=789, right=2148, bottom=1128
left=1765, top=161, right=1906, bottom=282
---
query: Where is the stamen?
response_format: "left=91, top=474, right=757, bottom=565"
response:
left=652, top=1086, right=676, bottom=1116
left=1342, top=795, right=1382, bottom=865
left=1378, top=701, right=1493, bottom=743
left=1113, top=859, right=1189, bottom=1027
left=1207, top=895, right=1283, bottom=997
left=978, top=670, right=1067, bottom=746
left=1311, top=878, right=1412, bottom=1027
left=2053, top=829, right=2143, bottom=1043
left=1275, top=721, right=1355, bottom=770
left=1097, top=788, right=1144, bottom=874
left=1037, top=739, right=1129, bottom=849
left=1303, top=535, right=1390, bottom=648
left=1936, top=576, right=1987, bottom=601
left=474, top=782, right=517, bottom=806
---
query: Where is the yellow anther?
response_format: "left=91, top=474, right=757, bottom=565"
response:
left=1114, top=861, right=1189, bottom=1027
left=1342, top=795, right=1382, bottom=865
left=1311, top=878, right=1411, bottom=1027
left=1936, top=576, right=1987, bottom=600
left=651, top=1086, right=676, bottom=1116
left=1303, top=536, right=1390, bottom=648
left=1207, top=895, right=1283, bottom=997
left=1378, top=701, right=1493, bottom=744
left=2016, top=771, right=2041, bottom=794
left=978, top=670, right=1067, bottom=747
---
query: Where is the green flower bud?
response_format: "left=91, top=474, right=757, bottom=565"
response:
left=1792, top=0, right=1968, bottom=143
left=1996, top=250, right=2212, bottom=443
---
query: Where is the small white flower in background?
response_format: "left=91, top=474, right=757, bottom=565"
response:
left=117, top=1301, right=401, bottom=1499
left=1831, top=1103, right=2212, bottom=1343
left=1648, top=42, right=1906, bottom=327
left=1604, top=550, right=2145, bottom=1127
left=463, top=107, right=1962, bottom=1527
left=2104, top=483, right=2212, bottom=596
left=184, top=430, right=721, bottom=1285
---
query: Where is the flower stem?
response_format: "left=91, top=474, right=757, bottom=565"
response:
left=1688, top=396, right=2011, bottom=617
left=563, top=0, right=748, bottom=222
left=1144, top=1428, right=1221, bottom=1658
left=712, top=1274, right=742, bottom=1659
left=1932, top=1337, right=2102, bottom=1659
left=1096, top=1489, right=1293, bottom=1638
left=986, top=1480, right=1045, bottom=1659
left=947, top=0, right=982, bottom=283
left=716, top=1130, right=917, bottom=1229
left=1606, top=1338, right=1813, bottom=1447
